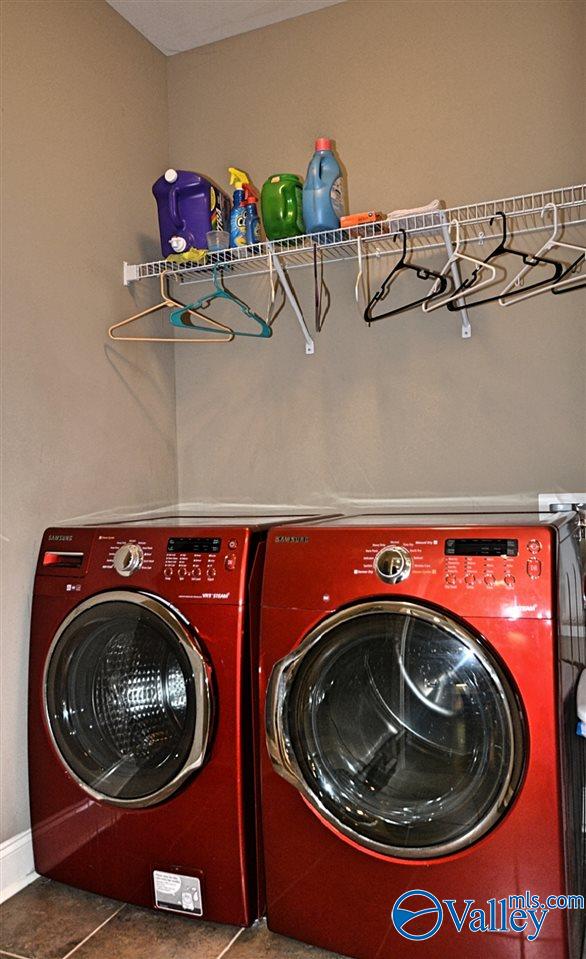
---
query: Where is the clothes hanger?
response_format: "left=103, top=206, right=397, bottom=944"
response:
left=445, top=211, right=564, bottom=311
left=355, top=236, right=369, bottom=320
left=422, top=218, right=500, bottom=313
left=108, top=270, right=234, bottom=343
left=364, top=229, right=450, bottom=323
left=551, top=274, right=586, bottom=294
left=313, top=242, right=331, bottom=332
left=498, top=203, right=585, bottom=305
left=169, top=266, right=272, bottom=338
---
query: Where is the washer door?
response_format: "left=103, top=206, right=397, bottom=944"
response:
left=266, top=601, right=526, bottom=859
left=45, top=591, right=212, bottom=808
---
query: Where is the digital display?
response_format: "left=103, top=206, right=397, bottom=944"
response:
left=445, top=538, right=518, bottom=557
left=167, top=537, right=221, bottom=554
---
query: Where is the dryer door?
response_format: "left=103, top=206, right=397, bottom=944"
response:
left=45, top=591, right=212, bottom=808
left=266, top=601, right=526, bottom=859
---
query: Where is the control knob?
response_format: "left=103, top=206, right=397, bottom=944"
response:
left=374, top=546, right=412, bottom=584
left=113, top=543, right=144, bottom=577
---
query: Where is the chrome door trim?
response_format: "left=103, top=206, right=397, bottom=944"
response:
left=266, top=600, right=526, bottom=859
left=44, top=590, right=213, bottom=808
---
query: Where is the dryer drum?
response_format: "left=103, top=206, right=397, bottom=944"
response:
left=44, top=592, right=212, bottom=807
left=267, top=601, right=527, bottom=859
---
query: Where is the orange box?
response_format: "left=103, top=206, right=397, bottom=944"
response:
left=340, top=211, right=381, bottom=228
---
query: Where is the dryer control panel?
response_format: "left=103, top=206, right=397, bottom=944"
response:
left=264, top=525, right=554, bottom=619
left=36, top=526, right=250, bottom=605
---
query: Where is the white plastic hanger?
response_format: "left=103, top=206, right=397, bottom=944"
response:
left=498, top=202, right=585, bottom=305
left=354, top=236, right=369, bottom=319
left=422, top=218, right=499, bottom=313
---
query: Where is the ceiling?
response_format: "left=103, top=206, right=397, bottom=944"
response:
left=106, top=0, right=346, bottom=56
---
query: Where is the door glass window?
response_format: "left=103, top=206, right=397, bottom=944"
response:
left=46, top=599, right=198, bottom=802
left=285, top=607, right=525, bottom=857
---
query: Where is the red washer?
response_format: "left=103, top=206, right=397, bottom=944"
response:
left=259, top=512, right=586, bottom=958
left=29, top=514, right=326, bottom=925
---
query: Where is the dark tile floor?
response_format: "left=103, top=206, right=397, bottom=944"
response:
left=0, top=878, right=345, bottom=959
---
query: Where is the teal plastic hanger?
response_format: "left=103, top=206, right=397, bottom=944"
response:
left=169, top=268, right=272, bottom=338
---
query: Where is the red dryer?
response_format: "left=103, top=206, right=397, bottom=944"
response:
left=29, top=515, right=298, bottom=926
left=259, top=513, right=586, bottom=958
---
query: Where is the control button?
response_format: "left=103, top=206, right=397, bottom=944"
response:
left=228, top=539, right=238, bottom=550
left=527, top=559, right=542, bottom=579
left=527, top=539, right=542, bottom=554
left=192, top=566, right=202, bottom=580
left=374, top=546, right=412, bottom=584
left=113, top=543, right=143, bottom=577
left=464, top=573, right=476, bottom=587
left=178, top=569, right=187, bottom=581
left=484, top=573, right=496, bottom=587
left=444, top=574, right=457, bottom=586
left=207, top=568, right=217, bottom=581
left=504, top=574, right=516, bottom=588
left=225, top=553, right=237, bottom=571
left=164, top=567, right=173, bottom=580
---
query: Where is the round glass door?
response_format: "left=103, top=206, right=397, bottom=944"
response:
left=267, top=601, right=526, bottom=859
left=45, top=591, right=212, bottom=807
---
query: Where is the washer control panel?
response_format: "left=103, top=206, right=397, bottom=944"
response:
left=37, top=526, right=249, bottom=604
left=163, top=536, right=237, bottom=585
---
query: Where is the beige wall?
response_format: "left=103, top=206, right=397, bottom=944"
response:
left=168, top=0, right=586, bottom=510
left=1, top=0, right=175, bottom=842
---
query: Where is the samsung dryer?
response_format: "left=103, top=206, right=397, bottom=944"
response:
left=260, top=512, right=586, bottom=958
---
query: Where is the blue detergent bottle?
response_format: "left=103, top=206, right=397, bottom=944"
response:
left=302, top=137, right=346, bottom=234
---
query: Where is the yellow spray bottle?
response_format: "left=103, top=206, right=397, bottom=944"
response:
left=228, top=167, right=260, bottom=247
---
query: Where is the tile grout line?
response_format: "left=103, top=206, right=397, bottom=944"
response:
left=214, top=926, right=246, bottom=959
left=0, top=950, right=34, bottom=959
left=59, top=904, right=126, bottom=959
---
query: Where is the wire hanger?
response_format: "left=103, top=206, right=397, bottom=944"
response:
left=498, top=203, right=586, bottom=305
left=355, top=236, right=369, bottom=320
left=422, top=218, right=501, bottom=313
left=445, top=211, right=564, bottom=312
left=364, top=229, right=450, bottom=323
left=109, top=270, right=234, bottom=343
left=169, top=266, right=272, bottom=338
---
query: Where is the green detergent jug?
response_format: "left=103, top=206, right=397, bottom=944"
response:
left=261, top=174, right=305, bottom=240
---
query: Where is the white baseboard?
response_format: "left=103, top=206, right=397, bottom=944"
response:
left=0, top=829, right=38, bottom=903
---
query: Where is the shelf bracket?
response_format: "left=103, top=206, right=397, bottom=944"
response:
left=438, top=212, right=471, bottom=338
left=123, top=261, right=140, bottom=286
left=270, top=249, right=315, bottom=355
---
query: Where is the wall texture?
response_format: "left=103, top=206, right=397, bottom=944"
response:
left=1, top=0, right=175, bottom=843
left=168, top=0, right=586, bottom=510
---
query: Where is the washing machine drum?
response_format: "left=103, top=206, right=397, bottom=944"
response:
left=45, top=592, right=212, bottom=807
left=267, top=600, right=526, bottom=859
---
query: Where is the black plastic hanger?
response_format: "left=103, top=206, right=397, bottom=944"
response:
left=364, top=229, right=450, bottom=323
left=446, top=211, right=564, bottom=311
left=551, top=256, right=586, bottom=294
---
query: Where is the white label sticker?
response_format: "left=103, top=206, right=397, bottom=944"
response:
left=153, top=870, right=203, bottom=916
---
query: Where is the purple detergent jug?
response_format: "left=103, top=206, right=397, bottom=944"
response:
left=152, top=169, right=230, bottom=257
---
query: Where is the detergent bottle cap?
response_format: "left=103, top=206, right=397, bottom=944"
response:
left=315, top=138, right=332, bottom=151
left=164, top=168, right=178, bottom=183
left=243, top=182, right=259, bottom=205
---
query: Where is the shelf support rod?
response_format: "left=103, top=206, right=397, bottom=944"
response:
left=438, top=212, right=471, bottom=339
left=270, top=249, right=315, bottom=355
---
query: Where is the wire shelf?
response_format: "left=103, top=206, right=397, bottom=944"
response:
left=124, top=182, right=586, bottom=286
